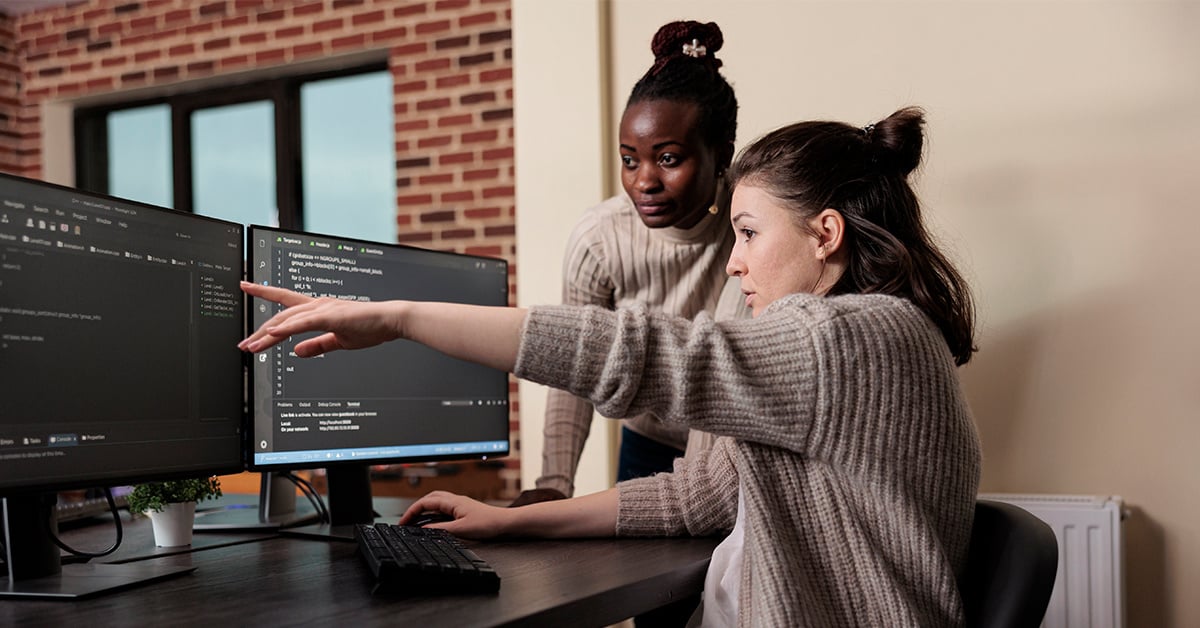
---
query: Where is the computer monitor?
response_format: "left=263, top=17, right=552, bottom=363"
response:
left=241, top=226, right=509, bottom=540
left=0, top=173, right=245, bottom=598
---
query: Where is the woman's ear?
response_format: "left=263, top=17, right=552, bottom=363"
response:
left=812, top=209, right=845, bottom=259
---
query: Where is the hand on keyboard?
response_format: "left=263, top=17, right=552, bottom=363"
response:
left=354, top=523, right=500, bottom=594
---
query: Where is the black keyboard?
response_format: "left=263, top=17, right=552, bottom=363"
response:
left=55, top=493, right=129, bottom=523
left=353, top=523, right=500, bottom=594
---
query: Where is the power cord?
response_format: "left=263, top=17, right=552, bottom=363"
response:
left=47, top=488, right=123, bottom=563
left=282, top=472, right=330, bottom=524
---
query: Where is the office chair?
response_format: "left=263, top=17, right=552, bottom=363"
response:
left=960, top=499, right=1059, bottom=628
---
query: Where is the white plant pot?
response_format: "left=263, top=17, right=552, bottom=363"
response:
left=146, top=501, right=197, bottom=547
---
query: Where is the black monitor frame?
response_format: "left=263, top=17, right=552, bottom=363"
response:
left=237, top=225, right=510, bottom=540
left=0, top=173, right=245, bottom=598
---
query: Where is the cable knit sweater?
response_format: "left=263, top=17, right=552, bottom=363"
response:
left=514, top=292, right=981, bottom=626
left=538, top=193, right=742, bottom=496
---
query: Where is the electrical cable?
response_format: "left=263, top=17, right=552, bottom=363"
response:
left=46, top=488, right=123, bottom=561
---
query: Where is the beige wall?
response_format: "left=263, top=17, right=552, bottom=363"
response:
left=516, top=0, right=1200, bottom=624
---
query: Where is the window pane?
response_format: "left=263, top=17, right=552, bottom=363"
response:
left=301, top=71, right=396, bottom=242
left=192, top=101, right=276, bottom=227
left=108, top=105, right=172, bottom=208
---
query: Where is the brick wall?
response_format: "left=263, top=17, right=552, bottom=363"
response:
left=0, top=14, right=19, bottom=173
left=6, top=0, right=522, bottom=499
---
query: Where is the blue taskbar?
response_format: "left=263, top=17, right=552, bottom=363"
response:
left=254, top=440, right=510, bottom=466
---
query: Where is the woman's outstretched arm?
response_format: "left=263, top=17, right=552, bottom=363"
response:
left=238, top=281, right=527, bottom=372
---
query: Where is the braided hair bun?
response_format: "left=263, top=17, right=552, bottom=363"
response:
left=647, top=21, right=724, bottom=76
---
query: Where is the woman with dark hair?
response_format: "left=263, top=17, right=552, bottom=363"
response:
left=513, top=20, right=748, bottom=508
left=240, top=106, right=981, bottom=626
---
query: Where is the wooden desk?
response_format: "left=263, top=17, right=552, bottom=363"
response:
left=2, top=512, right=719, bottom=627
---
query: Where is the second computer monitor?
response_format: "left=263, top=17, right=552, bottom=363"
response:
left=246, top=226, right=510, bottom=526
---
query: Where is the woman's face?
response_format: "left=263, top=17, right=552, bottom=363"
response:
left=618, top=99, right=721, bottom=230
left=726, top=184, right=827, bottom=317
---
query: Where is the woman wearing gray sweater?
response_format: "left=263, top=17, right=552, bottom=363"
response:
left=241, top=106, right=981, bottom=626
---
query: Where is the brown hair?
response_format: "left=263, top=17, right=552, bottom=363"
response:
left=728, top=107, right=977, bottom=365
left=627, top=21, right=738, bottom=157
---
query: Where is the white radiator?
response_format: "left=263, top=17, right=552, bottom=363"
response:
left=979, top=493, right=1125, bottom=628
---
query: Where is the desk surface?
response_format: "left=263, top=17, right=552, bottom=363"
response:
left=2, top=507, right=718, bottom=627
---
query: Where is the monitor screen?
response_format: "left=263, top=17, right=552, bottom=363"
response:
left=245, top=226, right=509, bottom=529
left=0, top=173, right=244, bottom=596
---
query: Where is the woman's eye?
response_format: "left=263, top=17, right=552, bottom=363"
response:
left=659, top=153, right=680, bottom=167
left=741, top=228, right=756, bottom=242
left=620, top=155, right=635, bottom=168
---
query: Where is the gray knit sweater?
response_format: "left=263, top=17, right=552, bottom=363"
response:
left=514, top=292, right=981, bottom=626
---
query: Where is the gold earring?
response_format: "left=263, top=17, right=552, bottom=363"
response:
left=708, top=204, right=719, bottom=215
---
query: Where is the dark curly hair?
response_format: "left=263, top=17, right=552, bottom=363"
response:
left=627, top=20, right=739, bottom=158
left=728, top=107, right=977, bottom=365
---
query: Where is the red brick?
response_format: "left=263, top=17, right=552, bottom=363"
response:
left=86, top=77, right=115, bottom=91
left=465, top=245, right=501, bottom=257
left=482, top=185, right=514, bottom=199
left=485, top=225, right=515, bottom=237
left=418, top=135, right=452, bottom=148
left=292, top=42, right=325, bottom=58
left=192, top=0, right=221, bottom=15
left=101, top=56, right=127, bottom=68
left=483, top=147, right=513, bottom=160
left=203, top=37, right=232, bottom=51
left=312, top=18, right=343, bottom=34
left=415, top=58, right=451, bottom=73
left=397, top=193, right=434, bottom=206
left=235, top=0, right=269, bottom=10
left=480, top=68, right=512, bottom=82
left=481, top=108, right=512, bottom=122
left=163, top=8, right=192, bottom=25
left=222, top=15, right=250, bottom=28
left=421, top=210, right=456, bottom=222
left=461, top=129, right=497, bottom=144
left=293, top=2, right=324, bottom=17
left=331, top=33, right=367, bottom=52
left=56, top=47, right=80, bottom=59
left=439, top=152, right=473, bottom=165
left=69, top=61, right=93, bottom=73
left=415, top=19, right=451, bottom=35
left=352, top=10, right=386, bottom=26
left=395, top=119, right=430, bottom=133
left=255, top=48, right=287, bottom=64
left=130, top=16, right=157, bottom=31
left=395, top=214, right=413, bottom=227
left=393, top=79, right=427, bottom=94
left=153, top=66, right=180, bottom=80
left=464, top=207, right=501, bottom=220
left=460, top=91, right=496, bottom=105
left=390, top=42, right=427, bottom=57
left=394, top=4, right=427, bottom=18
left=240, top=32, right=267, bottom=45
left=441, top=228, right=476, bottom=239
left=464, top=168, right=498, bottom=182
left=97, top=22, right=124, bottom=36
left=437, top=114, right=472, bottom=127
left=435, top=0, right=469, bottom=10
left=332, top=0, right=365, bottom=8
left=275, top=26, right=304, bottom=39
left=185, top=22, right=216, bottom=36
left=436, top=74, right=470, bottom=89
left=419, top=173, right=454, bottom=185
left=371, top=26, right=408, bottom=43
left=169, top=43, right=196, bottom=56
left=443, top=190, right=473, bottom=203
left=395, top=156, right=432, bottom=169
left=187, top=60, right=216, bottom=74
left=219, top=54, right=250, bottom=70
left=460, top=12, right=497, bottom=27
left=258, top=9, right=285, bottom=22
left=416, top=97, right=450, bottom=112
left=435, top=35, right=470, bottom=50
left=397, top=231, right=434, bottom=244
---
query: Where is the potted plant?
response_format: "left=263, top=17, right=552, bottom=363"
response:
left=128, top=476, right=222, bottom=547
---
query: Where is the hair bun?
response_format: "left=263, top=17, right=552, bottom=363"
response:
left=865, top=106, right=926, bottom=177
left=649, top=21, right=724, bottom=74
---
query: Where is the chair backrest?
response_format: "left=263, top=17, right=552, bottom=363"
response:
left=960, top=499, right=1059, bottom=628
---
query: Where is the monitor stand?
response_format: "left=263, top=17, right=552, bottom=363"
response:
left=280, top=465, right=383, bottom=542
left=1, top=494, right=195, bottom=599
left=192, top=473, right=319, bottom=532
